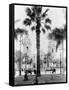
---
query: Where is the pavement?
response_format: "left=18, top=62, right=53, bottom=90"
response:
left=15, top=73, right=66, bottom=85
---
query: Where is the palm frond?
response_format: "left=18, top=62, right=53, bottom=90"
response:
left=41, top=8, right=49, bottom=19
left=14, top=28, right=28, bottom=39
left=45, top=18, right=51, bottom=24
left=32, top=6, right=42, bottom=16
left=45, top=25, right=51, bottom=30
left=26, top=8, right=35, bottom=21
left=36, top=6, right=42, bottom=15
left=44, top=8, right=49, bottom=13
left=52, top=28, right=65, bottom=40
left=56, top=40, right=61, bottom=51
left=31, top=26, right=36, bottom=31
left=48, top=27, right=66, bottom=51
left=41, top=13, right=47, bottom=18
left=32, top=6, right=36, bottom=12
left=15, top=28, right=27, bottom=34
left=31, top=12, right=35, bottom=21
left=26, top=8, right=32, bottom=17
left=42, top=28, right=46, bottom=33
left=23, top=18, right=31, bottom=26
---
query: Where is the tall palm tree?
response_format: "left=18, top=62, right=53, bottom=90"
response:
left=23, top=6, right=51, bottom=77
left=48, top=25, right=66, bottom=73
left=14, top=28, right=28, bottom=76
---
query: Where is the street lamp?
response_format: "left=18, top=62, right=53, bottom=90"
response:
left=24, top=46, right=29, bottom=80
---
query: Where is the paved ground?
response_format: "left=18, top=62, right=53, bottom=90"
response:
left=15, top=74, right=66, bottom=85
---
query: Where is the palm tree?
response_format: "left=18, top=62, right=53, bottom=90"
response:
left=23, top=6, right=51, bottom=78
left=48, top=25, right=66, bottom=73
left=14, top=28, right=28, bottom=76
left=48, top=26, right=66, bottom=51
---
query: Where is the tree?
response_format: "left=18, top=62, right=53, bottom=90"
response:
left=23, top=6, right=51, bottom=78
left=48, top=25, right=66, bottom=51
left=14, top=28, right=28, bottom=76
left=48, top=25, right=66, bottom=73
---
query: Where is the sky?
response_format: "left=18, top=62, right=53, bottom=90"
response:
left=14, top=5, right=66, bottom=59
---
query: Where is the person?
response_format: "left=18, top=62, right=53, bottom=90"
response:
left=50, top=67, right=56, bottom=80
left=24, top=70, right=28, bottom=81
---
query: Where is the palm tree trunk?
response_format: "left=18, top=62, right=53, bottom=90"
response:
left=36, top=18, right=41, bottom=77
left=60, top=48, right=61, bottom=73
left=36, top=32, right=40, bottom=76
left=60, top=40, right=63, bottom=74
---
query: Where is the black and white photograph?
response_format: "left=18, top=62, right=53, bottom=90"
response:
left=10, top=4, right=67, bottom=86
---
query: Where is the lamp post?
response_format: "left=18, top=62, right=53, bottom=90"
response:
left=24, top=46, right=29, bottom=80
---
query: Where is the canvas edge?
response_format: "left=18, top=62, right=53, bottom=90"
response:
left=9, top=4, right=15, bottom=86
